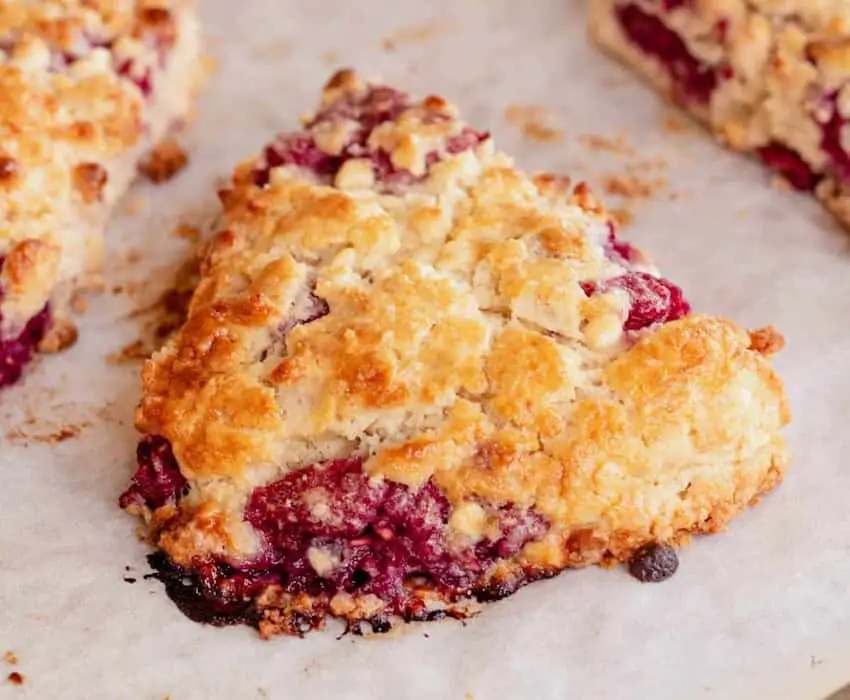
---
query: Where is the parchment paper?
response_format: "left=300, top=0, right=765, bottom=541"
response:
left=3, top=1, right=850, bottom=698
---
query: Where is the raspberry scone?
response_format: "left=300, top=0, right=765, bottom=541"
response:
left=589, top=0, right=850, bottom=227
left=121, top=69, right=790, bottom=638
left=0, top=0, right=200, bottom=389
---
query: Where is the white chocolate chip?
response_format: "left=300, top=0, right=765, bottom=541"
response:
left=307, top=546, right=340, bottom=577
left=584, top=313, right=623, bottom=351
left=335, top=158, right=375, bottom=190
left=448, top=501, right=488, bottom=539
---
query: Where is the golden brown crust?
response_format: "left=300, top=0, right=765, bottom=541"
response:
left=0, top=0, right=201, bottom=339
left=132, top=72, right=790, bottom=623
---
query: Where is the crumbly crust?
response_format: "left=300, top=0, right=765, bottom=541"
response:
left=132, top=70, right=790, bottom=634
left=589, top=0, right=850, bottom=228
left=0, top=0, right=201, bottom=338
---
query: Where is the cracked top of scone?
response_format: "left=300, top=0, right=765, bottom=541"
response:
left=136, top=69, right=790, bottom=572
left=0, top=0, right=189, bottom=330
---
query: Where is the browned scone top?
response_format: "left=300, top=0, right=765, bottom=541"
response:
left=0, top=0, right=200, bottom=339
left=131, top=70, right=789, bottom=634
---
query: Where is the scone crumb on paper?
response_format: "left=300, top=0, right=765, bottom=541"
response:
left=381, top=20, right=457, bottom=51
left=70, top=292, right=88, bottom=313
left=505, top=104, right=563, bottom=142
left=7, top=672, right=24, bottom=686
left=107, top=339, right=150, bottom=365
left=601, top=171, right=667, bottom=199
left=140, top=139, right=189, bottom=184
left=578, top=131, right=636, bottom=156
left=122, top=194, right=149, bottom=216
left=172, top=223, right=201, bottom=243
left=2, top=652, right=17, bottom=665
left=662, top=112, right=690, bottom=134
left=6, top=423, right=85, bottom=445
left=609, top=207, right=634, bottom=227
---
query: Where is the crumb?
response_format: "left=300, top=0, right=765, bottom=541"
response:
left=122, top=194, right=148, bottom=216
left=123, top=576, right=137, bottom=583
left=201, top=54, right=219, bottom=80
left=107, top=339, right=150, bottom=365
left=6, top=423, right=87, bottom=445
left=749, top=326, right=785, bottom=356
left=321, top=50, right=341, bottom=66
left=37, top=318, right=79, bottom=354
left=251, top=39, right=293, bottom=61
left=381, top=20, right=456, bottom=51
left=7, top=672, right=23, bottom=686
left=121, top=255, right=200, bottom=356
left=609, top=207, right=634, bottom=228
left=257, top=689, right=269, bottom=699
left=125, top=249, right=143, bottom=265
left=139, top=138, right=189, bottom=184
left=662, top=112, right=690, bottom=134
left=771, top=174, right=793, bottom=192
left=505, top=105, right=563, bottom=143
left=173, top=223, right=200, bottom=243
left=810, top=655, right=823, bottom=667
left=3, top=652, right=17, bottom=665
left=601, top=173, right=667, bottom=199
left=112, top=285, right=125, bottom=294
left=70, top=292, right=88, bottom=313
left=578, top=132, right=636, bottom=157
left=465, top=694, right=474, bottom=700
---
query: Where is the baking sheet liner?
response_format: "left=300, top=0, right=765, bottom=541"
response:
left=2, top=1, right=850, bottom=698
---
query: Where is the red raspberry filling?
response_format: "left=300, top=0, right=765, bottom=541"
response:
left=583, top=271, right=690, bottom=331
left=119, top=435, right=188, bottom=510
left=755, top=92, right=850, bottom=192
left=242, top=458, right=547, bottom=613
left=0, top=258, right=51, bottom=390
left=756, top=143, right=820, bottom=192
left=605, top=221, right=642, bottom=264
left=615, top=3, right=731, bottom=105
left=252, top=86, right=488, bottom=188
left=132, top=446, right=548, bottom=628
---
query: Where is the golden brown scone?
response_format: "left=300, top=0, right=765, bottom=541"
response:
left=0, top=0, right=201, bottom=388
left=121, top=69, right=790, bottom=638
left=589, top=0, right=850, bottom=229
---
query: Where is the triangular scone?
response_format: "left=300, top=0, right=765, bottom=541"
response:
left=122, top=69, right=790, bottom=638
left=0, top=0, right=200, bottom=389
left=589, top=0, right=850, bottom=228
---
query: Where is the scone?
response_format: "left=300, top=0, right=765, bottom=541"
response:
left=589, top=0, right=850, bottom=228
left=0, top=0, right=200, bottom=389
left=121, top=69, right=790, bottom=638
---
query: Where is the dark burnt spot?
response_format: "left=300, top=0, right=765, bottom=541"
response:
left=628, top=542, right=680, bottom=583
left=145, top=552, right=258, bottom=627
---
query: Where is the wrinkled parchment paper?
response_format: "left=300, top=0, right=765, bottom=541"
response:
left=3, top=1, right=850, bottom=698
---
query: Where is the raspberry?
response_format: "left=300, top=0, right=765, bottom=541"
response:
left=584, top=271, right=691, bottom=331
left=119, top=436, right=188, bottom=509
left=757, top=143, right=820, bottom=191
left=616, top=4, right=730, bottom=104
left=0, top=257, right=51, bottom=390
